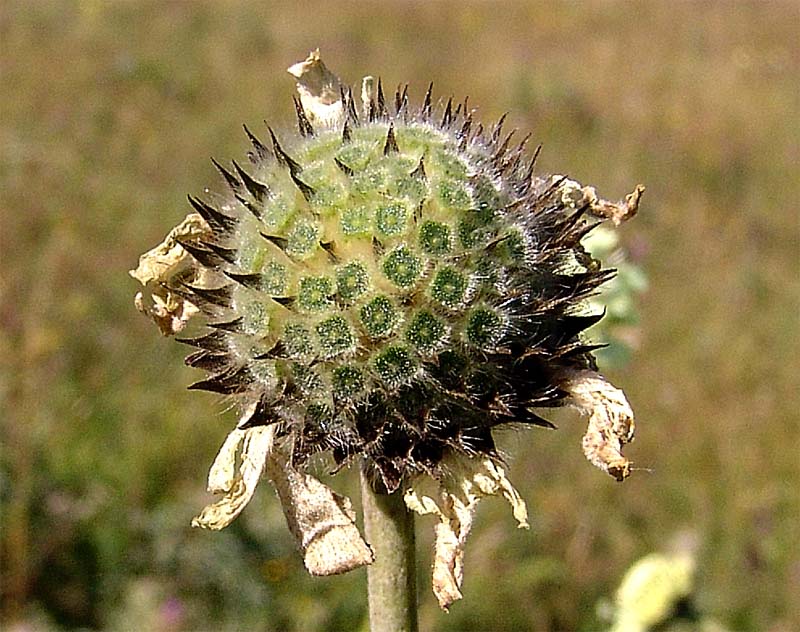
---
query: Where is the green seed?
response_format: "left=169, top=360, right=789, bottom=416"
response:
left=464, top=306, right=503, bottom=348
left=430, top=266, right=469, bottom=308
left=332, top=365, right=365, bottom=400
left=297, top=276, right=334, bottom=312
left=375, top=202, right=409, bottom=237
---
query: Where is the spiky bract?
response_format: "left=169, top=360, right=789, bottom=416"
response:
left=175, top=88, right=612, bottom=492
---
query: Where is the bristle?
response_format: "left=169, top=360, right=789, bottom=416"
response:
left=239, top=394, right=279, bottom=429
left=320, top=240, right=339, bottom=262
left=268, top=126, right=303, bottom=176
left=345, top=87, right=359, bottom=124
left=271, top=296, right=296, bottom=307
left=458, top=114, right=472, bottom=151
left=376, top=78, right=386, bottom=117
left=491, top=130, right=516, bottom=166
left=260, top=232, right=289, bottom=251
left=440, top=97, right=453, bottom=128
left=395, top=84, right=408, bottom=115
left=211, top=158, right=241, bottom=191
left=293, top=97, right=315, bottom=137
left=187, top=195, right=237, bottom=232
left=177, top=239, right=225, bottom=268
left=176, top=330, right=229, bottom=352
left=204, top=244, right=236, bottom=267
left=383, top=124, right=399, bottom=155
left=422, top=82, right=433, bottom=120
left=234, top=193, right=262, bottom=219
left=180, top=283, right=233, bottom=307
left=334, top=157, right=354, bottom=176
left=184, top=350, right=230, bottom=372
left=243, top=124, right=269, bottom=162
left=188, top=365, right=252, bottom=394
left=232, top=160, right=269, bottom=201
left=223, top=271, right=265, bottom=290
left=410, top=156, right=426, bottom=180
left=290, top=172, right=316, bottom=202
left=491, top=113, right=509, bottom=144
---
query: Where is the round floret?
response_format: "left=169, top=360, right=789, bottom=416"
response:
left=464, top=306, right=504, bottom=348
left=286, top=219, right=320, bottom=258
left=315, top=315, right=355, bottom=358
left=374, top=345, right=417, bottom=388
left=360, top=295, right=399, bottom=338
left=375, top=202, right=409, bottom=237
left=282, top=322, right=315, bottom=359
left=297, top=276, right=334, bottom=312
left=336, top=262, right=369, bottom=303
left=418, top=221, right=452, bottom=256
left=405, top=310, right=447, bottom=354
left=382, top=245, right=422, bottom=289
left=332, top=365, right=366, bottom=400
left=430, top=266, right=469, bottom=308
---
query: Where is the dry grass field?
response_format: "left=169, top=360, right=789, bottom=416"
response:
left=2, top=2, right=798, bottom=630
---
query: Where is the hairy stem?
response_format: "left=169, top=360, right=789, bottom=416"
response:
left=361, top=470, right=419, bottom=632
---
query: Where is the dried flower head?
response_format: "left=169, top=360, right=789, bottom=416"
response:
left=132, top=50, right=643, bottom=608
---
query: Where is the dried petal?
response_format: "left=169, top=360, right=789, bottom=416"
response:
left=287, top=49, right=343, bottom=129
left=405, top=456, right=528, bottom=609
left=266, top=446, right=374, bottom=575
left=555, top=176, right=644, bottom=225
left=560, top=369, right=636, bottom=481
left=191, top=424, right=275, bottom=530
left=130, top=213, right=211, bottom=335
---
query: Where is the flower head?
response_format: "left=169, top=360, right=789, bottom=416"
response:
left=132, top=50, right=643, bottom=608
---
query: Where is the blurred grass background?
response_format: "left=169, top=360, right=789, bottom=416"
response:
left=1, top=1, right=797, bottom=630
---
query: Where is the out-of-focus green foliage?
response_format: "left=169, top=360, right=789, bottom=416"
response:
left=1, top=2, right=797, bottom=631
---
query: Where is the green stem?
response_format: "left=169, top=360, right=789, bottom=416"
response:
left=361, top=470, right=419, bottom=632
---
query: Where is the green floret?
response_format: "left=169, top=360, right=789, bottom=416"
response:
left=340, top=204, right=372, bottom=235
left=297, top=276, right=334, bottom=312
left=464, top=306, right=504, bottom=348
left=375, top=202, right=409, bottom=237
left=418, top=221, right=453, bottom=256
left=336, top=261, right=370, bottom=303
left=286, top=219, right=320, bottom=258
left=360, top=295, right=399, bottom=338
left=374, top=345, right=417, bottom=387
left=430, top=266, right=469, bottom=308
left=282, top=322, right=315, bottom=359
left=405, top=310, right=447, bottom=354
left=259, top=260, right=289, bottom=295
left=382, top=245, right=422, bottom=289
left=332, top=365, right=366, bottom=400
left=436, top=179, right=472, bottom=210
left=315, top=315, right=355, bottom=358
